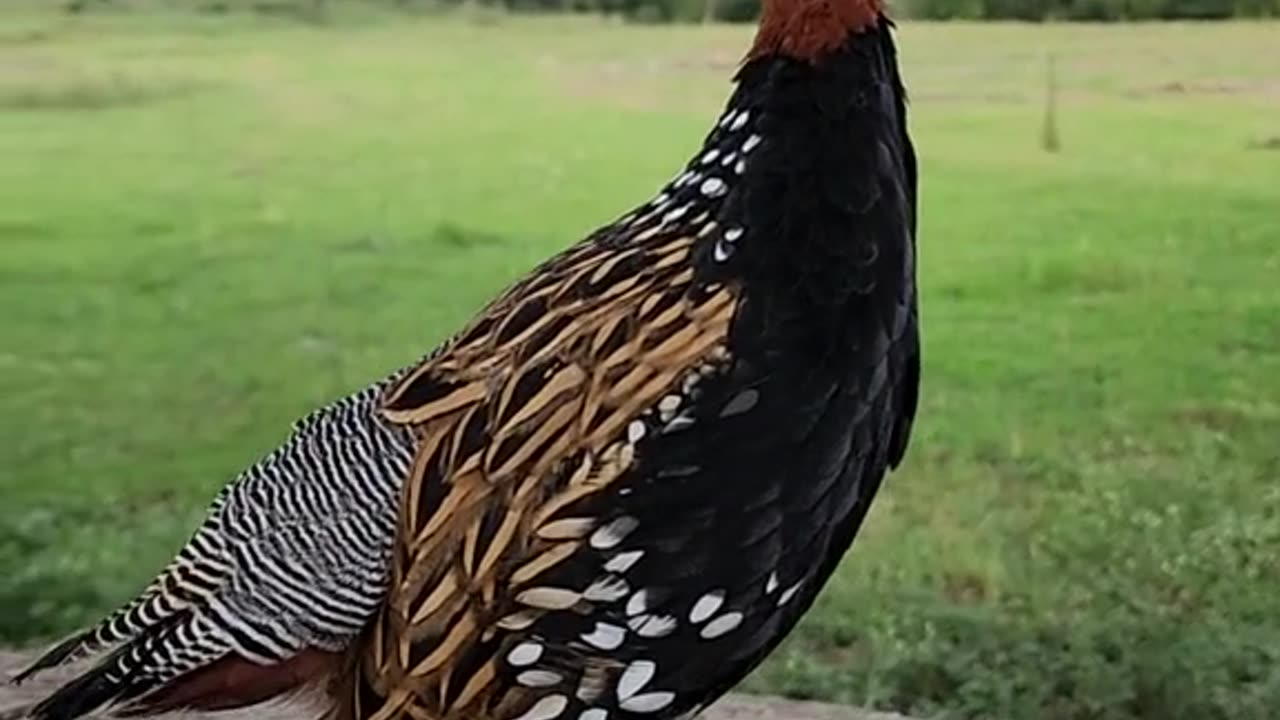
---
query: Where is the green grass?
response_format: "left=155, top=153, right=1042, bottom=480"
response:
left=3, top=6, right=1280, bottom=719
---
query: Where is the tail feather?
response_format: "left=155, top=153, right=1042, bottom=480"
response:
left=28, top=665, right=125, bottom=720
left=14, top=582, right=178, bottom=685
left=18, top=375, right=411, bottom=719
left=14, top=530, right=230, bottom=687
left=10, top=633, right=94, bottom=686
left=26, top=635, right=164, bottom=720
left=23, top=612, right=245, bottom=720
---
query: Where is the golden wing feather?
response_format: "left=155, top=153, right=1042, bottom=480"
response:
left=348, top=221, right=737, bottom=720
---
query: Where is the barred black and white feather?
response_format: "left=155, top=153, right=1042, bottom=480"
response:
left=14, top=373, right=418, bottom=719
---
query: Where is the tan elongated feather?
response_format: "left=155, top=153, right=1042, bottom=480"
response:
left=346, top=222, right=736, bottom=720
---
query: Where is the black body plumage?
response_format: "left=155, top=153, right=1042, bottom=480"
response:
left=583, top=24, right=915, bottom=718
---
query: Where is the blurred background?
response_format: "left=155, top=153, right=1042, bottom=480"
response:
left=1, top=1, right=1278, bottom=718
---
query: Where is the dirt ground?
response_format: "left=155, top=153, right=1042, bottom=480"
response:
left=0, top=651, right=912, bottom=720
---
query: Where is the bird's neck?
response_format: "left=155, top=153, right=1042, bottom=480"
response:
left=729, top=26, right=914, bottom=364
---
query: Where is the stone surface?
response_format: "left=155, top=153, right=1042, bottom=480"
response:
left=0, top=650, right=912, bottom=720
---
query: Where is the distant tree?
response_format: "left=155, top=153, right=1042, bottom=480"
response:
left=715, top=0, right=760, bottom=19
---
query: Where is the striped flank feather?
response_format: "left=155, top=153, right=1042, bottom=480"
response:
left=14, top=371, right=418, bottom=719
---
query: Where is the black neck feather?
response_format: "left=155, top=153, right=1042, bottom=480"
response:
left=726, top=24, right=916, bottom=368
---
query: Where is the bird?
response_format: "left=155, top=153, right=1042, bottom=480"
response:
left=12, top=1, right=919, bottom=719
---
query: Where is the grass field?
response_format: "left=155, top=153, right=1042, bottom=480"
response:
left=2, top=5, right=1280, bottom=719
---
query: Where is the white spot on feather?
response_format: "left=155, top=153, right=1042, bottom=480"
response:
left=581, top=622, right=627, bottom=650
left=664, top=415, right=695, bottom=433
left=580, top=710, right=608, bottom=720
left=700, top=177, right=727, bottom=198
left=627, top=421, right=647, bottom=444
left=626, top=589, right=651, bottom=616
left=604, top=549, right=644, bottom=573
left=515, top=694, right=569, bottom=720
left=508, top=642, right=544, bottom=667
left=700, top=612, right=744, bottom=639
left=519, top=670, right=564, bottom=688
left=681, top=373, right=699, bottom=393
left=617, top=659, right=656, bottom=699
left=584, top=575, right=630, bottom=602
left=622, top=692, right=676, bottom=713
left=663, top=204, right=690, bottom=223
left=766, top=571, right=780, bottom=594
left=658, top=394, right=682, bottom=420
left=779, top=581, right=802, bottom=606
left=713, top=240, right=734, bottom=263
left=630, top=614, right=678, bottom=638
left=742, top=134, right=762, bottom=153
left=689, top=591, right=725, bottom=623
left=591, top=516, right=639, bottom=550
left=731, top=110, right=750, bottom=131
left=498, top=610, right=539, bottom=630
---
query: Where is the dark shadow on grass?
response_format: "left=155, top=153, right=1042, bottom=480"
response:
left=1248, top=136, right=1280, bottom=151
left=0, top=76, right=211, bottom=113
left=0, top=222, right=56, bottom=242
left=197, top=0, right=332, bottom=24
left=0, top=29, right=55, bottom=47
left=1024, top=257, right=1151, bottom=297
left=330, top=225, right=507, bottom=255
left=432, top=222, right=508, bottom=250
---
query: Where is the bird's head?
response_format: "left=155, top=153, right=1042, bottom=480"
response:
left=748, top=0, right=887, bottom=64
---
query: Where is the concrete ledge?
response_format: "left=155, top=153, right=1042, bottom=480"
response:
left=0, top=651, right=911, bottom=720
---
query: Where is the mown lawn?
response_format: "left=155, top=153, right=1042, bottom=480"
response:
left=2, top=6, right=1279, bottom=719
